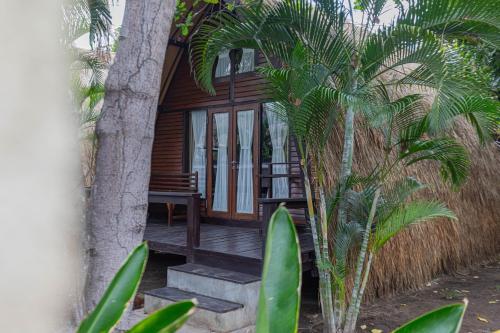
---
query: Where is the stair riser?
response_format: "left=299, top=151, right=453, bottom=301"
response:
left=167, top=269, right=261, bottom=308
left=144, top=295, right=252, bottom=332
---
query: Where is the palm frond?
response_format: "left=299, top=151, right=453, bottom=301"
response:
left=429, top=21, right=500, bottom=48
left=62, top=0, right=111, bottom=49
left=190, top=0, right=353, bottom=94
left=363, top=88, right=428, bottom=148
left=257, top=43, right=344, bottom=148
left=427, top=95, right=500, bottom=144
left=332, top=221, right=363, bottom=279
left=88, top=0, right=112, bottom=48
left=399, top=138, right=470, bottom=187
left=373, top=200, right=456, bottom=252
left=359, top=24, right=445, bottom=85
left=398, top=0, right=500, bottom=32
left=377, top=176, right=426, bottom=220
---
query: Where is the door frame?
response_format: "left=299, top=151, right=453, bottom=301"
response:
left=205, top=104, right=260, bottom=221
left=206, top=107, right=233, bottom=219
left=230, top=103, right=260, bottom=221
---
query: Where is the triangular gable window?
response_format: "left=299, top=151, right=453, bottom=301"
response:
left=215, top=48, right=255, bottom=78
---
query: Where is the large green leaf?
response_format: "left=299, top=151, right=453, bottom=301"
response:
left=77, top=243, right=149, bottom=333
left=256, top=206, right=302, bottom=333
left=393, top=301, right=468, bottom=333
left=127, top=300, right=197, bottom=333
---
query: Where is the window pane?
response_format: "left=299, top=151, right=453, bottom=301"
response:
left=212, top=112, right=229, bottom=212
left=236, top=110, right=254, bottom=214
left=189, top=111, right=207, bottom=198
left=262, top=103, right=289, bottom=198
left=238, top=49, right=255, bottom=73
left=214, top=48, right=255, bottom=78
left=215, top=50, right=231, bottom=78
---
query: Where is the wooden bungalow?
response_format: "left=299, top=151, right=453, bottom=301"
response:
left=143, top=14, right=314, bottom=276
left=138, top=6, right=500, bottom=332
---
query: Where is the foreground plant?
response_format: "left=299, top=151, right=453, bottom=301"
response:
left=257, top=206, right=302, bottom=333
left=77, top=243, right=196, bottom=333
left=259, top=207, right=468, bottom=333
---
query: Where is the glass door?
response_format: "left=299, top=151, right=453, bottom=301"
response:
left=207, top=108, right=232, bottom=218
left=231, top=104, right=259, bottom=220
left=206, top=104, right=259, bottom=220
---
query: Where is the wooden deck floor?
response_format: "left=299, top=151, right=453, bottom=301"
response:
left=144, top=221, right=314, bottom=260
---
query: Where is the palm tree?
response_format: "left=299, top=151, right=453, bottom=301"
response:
left=189, top=0, right=500, bottom=331
left=62, top=0, right=112, bottom=185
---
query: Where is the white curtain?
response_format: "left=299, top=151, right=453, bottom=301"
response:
left=238, top=49, right=255, bottom=73
left=191, top=111, right=207, bottom=198
left=264, top=103, right=289, bottom=198
left=236, top=110, right=254, bottom=213
left=215, top=48, right=254, bottom=77
left=212, top=113, right=229, bottom=211
left=215, top=50, right=231, bottom=78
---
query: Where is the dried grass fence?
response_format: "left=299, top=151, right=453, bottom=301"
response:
left=323, top=116, right=500, bottom=300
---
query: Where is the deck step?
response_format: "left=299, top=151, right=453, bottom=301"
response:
left=144, top=287, right=243, bottom=313
left=167, top=264, right=261, bottom=308
left=144, top=287, right=251, bottom=332
left=169, top=263, right=260, bottom=284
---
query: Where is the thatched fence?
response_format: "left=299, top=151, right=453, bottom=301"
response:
left=324, top=117, right=500, bottom=299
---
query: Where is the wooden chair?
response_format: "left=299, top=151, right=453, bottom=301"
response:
left=149, top=172, right=198, bottom=226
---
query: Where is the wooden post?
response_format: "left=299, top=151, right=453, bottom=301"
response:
left=186, top=193, right=201, bottom=262
left=261, top=202, right=277, bottom=260
left=166, top=203, right=175, bottom=226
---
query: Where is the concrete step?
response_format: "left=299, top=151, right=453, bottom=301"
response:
left=167, top=263, right=261, bottom=306
left=144, top=287, right=248, bottom=332
left=169, top=263, right=260, bottom=284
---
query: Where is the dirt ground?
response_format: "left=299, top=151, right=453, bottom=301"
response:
left=139, top=253, right=500, bottom=333
left=299, top=259, right=500, bottom=333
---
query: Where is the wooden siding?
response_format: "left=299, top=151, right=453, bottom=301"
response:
left=162, top=56, right=230, bottom=110
left=161, top=51, right=269, bottom=110
left=151, top=111, right=185, bottom=176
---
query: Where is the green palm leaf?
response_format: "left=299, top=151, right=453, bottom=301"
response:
left=62, top=0, right=111, bottom=49
left=427, top=95, right=499, bottom=144
left=399, top=0, right=500, bottom=31
left=332, top=220, right=363, bottom=280
left=190, top=0, right=353, bottom=94
left=373, top=201, right=456, bottom=251
left=399, top=138, right=470, bottom=187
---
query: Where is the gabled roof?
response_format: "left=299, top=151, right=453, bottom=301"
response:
left=159, top=2, right=212, bottom=103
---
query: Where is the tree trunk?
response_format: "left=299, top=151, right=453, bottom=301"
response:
left=84, top=0, right=176, bottom=315
left=345, top=189, right=380, bottom=333
left=337, top=105, right=355, bottom=227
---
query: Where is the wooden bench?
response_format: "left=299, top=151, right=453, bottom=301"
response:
left=149, top=172, right=201, bottom=259
left=150, top=172, right=198, bottom=226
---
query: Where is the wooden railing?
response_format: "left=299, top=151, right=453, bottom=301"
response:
left=150, top=172, right=198, bottom=193
left=149, top=172, right=200, bottom=261
left=258, top=162, right=308, bottom=259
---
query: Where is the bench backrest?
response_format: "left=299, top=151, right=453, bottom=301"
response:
left=150, top=172, right=198, bottom=193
